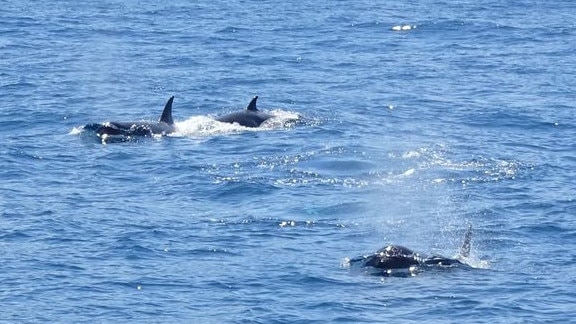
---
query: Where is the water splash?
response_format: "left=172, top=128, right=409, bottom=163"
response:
left=173, top=109, right=301, bottom=138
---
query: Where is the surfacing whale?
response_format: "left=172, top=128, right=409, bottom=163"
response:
left=216, top=96, right=273, bottom=128
left=83, top=96, right=176, bottom=141
left=349, top=226, right=473, bottom=276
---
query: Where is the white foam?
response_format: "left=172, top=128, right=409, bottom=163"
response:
left=172, top=109, right=301, bottom=138
left=392, top=25, right=416, bottom=31
left=400, top=168, right=415, bottom=177
left=69, top=127, right=84, bottom=135
left=457, top=254, right=491, bottom=269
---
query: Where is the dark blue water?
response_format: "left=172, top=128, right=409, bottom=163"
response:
left=1, top=0, right=575, bottom=322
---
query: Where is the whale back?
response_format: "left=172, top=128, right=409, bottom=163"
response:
left=215, top=96, right=273, bottom=127
left=83, top=96, right=176, bottom=141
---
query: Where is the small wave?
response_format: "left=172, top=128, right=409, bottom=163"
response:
left=274, top=175, right=369, bottom=188
left=391, top=146, right=530, bottom=184
left=458, top=254, right=491, bottom=270
left=391, top=25, right=417, bottom=31
left=206, top=216, right=352, bottom=231
left=215, top=26, right=249, bottom=34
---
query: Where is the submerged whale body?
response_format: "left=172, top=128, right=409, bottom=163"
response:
left=83, top=96, right=176, bottom=140
left=216, top=96, right=273, bottom=128
left=350, top=226, right=472, bottom=275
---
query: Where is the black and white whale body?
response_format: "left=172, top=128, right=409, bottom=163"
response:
left=350, top=226, right=473, bottom=275
left=83, top=96, right=176, bottom=139
left=216, top=96, right=273, bottom=128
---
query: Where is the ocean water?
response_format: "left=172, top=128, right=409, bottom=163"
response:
left=1, top=0, right=575, bottom=322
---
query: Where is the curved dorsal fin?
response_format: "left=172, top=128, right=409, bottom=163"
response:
left=159, top=96, right=175, bottom=124
left=246, top=96, right=258, bottom=111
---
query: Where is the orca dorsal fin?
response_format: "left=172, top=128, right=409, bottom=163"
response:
left=246, top=96, right=258, bottom=111
left=459, top=225, right=472, bottom=258
left=159, top=96, right=175, bottom=124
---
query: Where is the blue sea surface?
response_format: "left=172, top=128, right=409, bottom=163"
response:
left=1, top=0, right=575, bottom=322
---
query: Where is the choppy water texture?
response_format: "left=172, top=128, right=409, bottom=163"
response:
left=1, top=0, right=575, bottom=322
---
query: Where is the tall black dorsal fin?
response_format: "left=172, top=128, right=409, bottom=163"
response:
left=246, top=96, right=258, bottom=111
left=159, top=96, right=175, bottom=124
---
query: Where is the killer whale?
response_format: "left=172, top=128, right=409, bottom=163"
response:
left=349, top=226, right=473, bottom=275
left=216, top=96, right=273, bottom=128
left=83, top=96, right=176, bottom=140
